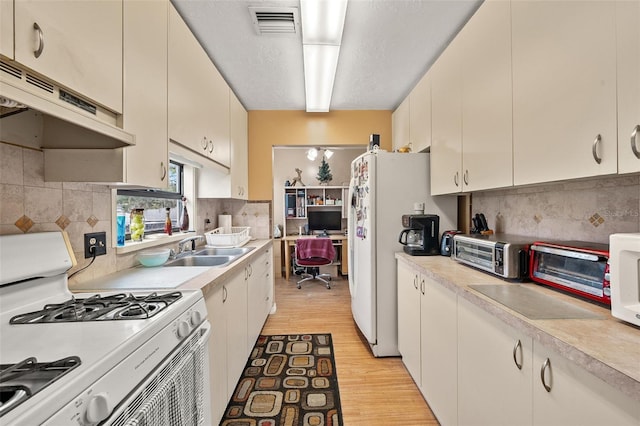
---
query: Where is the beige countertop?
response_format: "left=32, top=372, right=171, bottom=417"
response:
left=70, top=239, right=273, bottom=299
left=395, top=252, right=640, bottom=403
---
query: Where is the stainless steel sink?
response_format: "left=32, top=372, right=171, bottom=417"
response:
left=164, top=255, right=235, bottom=267
left=193, top=247, right=255, bottom=256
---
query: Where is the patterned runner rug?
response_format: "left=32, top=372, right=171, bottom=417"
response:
left=221, top=334, right=343, bottom=426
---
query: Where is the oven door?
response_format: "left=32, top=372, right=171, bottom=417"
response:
left=106, top=321, right=211, bottom=426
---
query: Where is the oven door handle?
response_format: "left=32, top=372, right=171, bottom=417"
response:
left=195, top=320, right=212, bottom=346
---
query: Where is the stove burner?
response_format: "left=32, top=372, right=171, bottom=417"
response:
left=9, top=292, right=182, bottom=324
left=0, top=356, right=80, bottom=417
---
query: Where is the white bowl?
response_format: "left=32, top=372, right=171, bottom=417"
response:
left=137, top=248, right=171, bottom=267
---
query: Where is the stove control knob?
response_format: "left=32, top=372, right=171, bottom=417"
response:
left=190, top=310, right=203, bottom=326
left=177, top=320, right=191, bottom=338
left=85, top=392, right=111, bottom=423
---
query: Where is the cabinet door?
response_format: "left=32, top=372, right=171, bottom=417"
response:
left=14, top=0, right=123, bottom=113
left=247, top=248, right=273, bottom=352
left=410, top=73, right=431, bottom=153
left=205, top=284, right=227, bottom=425
left=460, top=0, right=513, bottom=192
left=122, top=0, right=168, bottom=188
left=420, top=276, right=457, bottom=426
left=396, top=261, right=421, bottom=386
left=617, top=0, right=640, bottom=174
left=208, top=65, right=230, bottom=167
left=458, top=297, right=533, bottom=426
left=430, top=39, right=463, bottom=195
left=0, top=0, right=12, bottom=58
left=230, top=91, right=248, bottom=198
left=512, top=0, right=617, bottom=185
left=392, top=97, right=410, bottom=151
left=225, top=271, right=248, bottom=397
left=532, top=342, right=640, bottom=426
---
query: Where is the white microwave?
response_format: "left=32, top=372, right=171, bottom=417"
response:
left=608, top=233, right=640, bottom=327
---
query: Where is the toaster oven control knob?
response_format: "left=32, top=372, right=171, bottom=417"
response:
left=85, top=392, right=112, bottom=423
left=190, top=310, right=203, bottom=326
left=177, top=320, right=191, bottom=338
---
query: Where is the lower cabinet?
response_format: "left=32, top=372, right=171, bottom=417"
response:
left=397, top=260, right=640, bottom=426
left=458, top=296, right=533, bottom=425
left=204, top=246, right=273, bottom=424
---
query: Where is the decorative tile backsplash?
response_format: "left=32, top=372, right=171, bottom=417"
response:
left=1, top=142, right=271, bottom=284
left=471, top=175, right=640, bottom=244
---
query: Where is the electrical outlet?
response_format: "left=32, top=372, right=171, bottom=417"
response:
left=84, top=232, right=107, bottom=258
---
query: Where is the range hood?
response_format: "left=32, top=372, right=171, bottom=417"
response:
left=0, top=60, right=134, bottom=149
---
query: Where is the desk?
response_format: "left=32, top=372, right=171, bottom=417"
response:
left=283, top=235, right=348, bottom=280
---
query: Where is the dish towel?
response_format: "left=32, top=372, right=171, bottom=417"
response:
left=296, top=238, right=335, bottom=261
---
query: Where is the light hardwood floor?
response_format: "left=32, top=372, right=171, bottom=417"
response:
left=261, top=275, right=439, bottom=425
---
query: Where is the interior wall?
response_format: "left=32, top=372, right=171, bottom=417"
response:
left=247, top=110, right=392, bottom=201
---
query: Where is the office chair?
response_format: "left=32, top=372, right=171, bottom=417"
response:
left=294, top=238, right=336, bottom=289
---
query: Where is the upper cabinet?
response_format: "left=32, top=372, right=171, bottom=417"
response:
left=0, top=1, right=12, bottom=58
left=168, top=5, right=230, bottom=168
left=121, top=0, right=169, bottom=189
left=430, top=37, right=463, bottom=195
left=511, top=0, right=617, bottom=185
left=230, top=91, right=249, bottom=199
left=11, top=0, right=123, bottom=113
left=617, top=0, right=640, bottom=174
left=459, top=0, right=513, bottom=192
left=392, top=73, right=431, bottom=153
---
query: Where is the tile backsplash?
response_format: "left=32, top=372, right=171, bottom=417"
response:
left=1, top=142, right=271, bottom=284
left=472, top=175, right=640, bottom=244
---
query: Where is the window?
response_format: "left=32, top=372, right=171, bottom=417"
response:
left=116, top=161, right=185, bottom=238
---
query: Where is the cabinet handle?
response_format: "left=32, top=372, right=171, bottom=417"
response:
left=222, top=286, right=227, bottom=303
left=413, top=275, right=418, bottom=290
left=208, top=140, right=214, bottom=153
left=201, top=137, right=208, bottom=150
left=512, top=339, right=523, bottom=370
left=454, top=172, right=459, bottom=187
left=591, top=134, right=602, bottom=164
left=463, top=169, right=469, bottom=186
left=420, top=278, right=425, bottom=295
left=33, top=23, right=44, bottom=58
left=631, top=125, right=640, bottom=159
left=540, top=358, right=552, bottom=392
left=160, top=162, right=167, bottom=181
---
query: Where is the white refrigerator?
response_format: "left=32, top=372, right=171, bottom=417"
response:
left=348, top=150, right=457, bottom=357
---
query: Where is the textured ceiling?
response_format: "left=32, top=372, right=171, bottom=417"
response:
left=170, top=0, right=482, bottom=111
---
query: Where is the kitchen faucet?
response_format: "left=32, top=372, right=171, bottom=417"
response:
left=177, top=235, right=204, bottom=255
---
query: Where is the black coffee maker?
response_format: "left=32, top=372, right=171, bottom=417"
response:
left=398, top=214, right=440, bottom=255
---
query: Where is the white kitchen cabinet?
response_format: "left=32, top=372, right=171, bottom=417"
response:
left=224, top=270, right=248, bottom=397
left=392, top=73, right=431, bottom=153
left=121, top=0, right=168, bottom=189
left=459, top=0, right=513, bottom=192
left=205, top=283, right=228, bottom=425
left=392, top=96, right=410, bottom=152
left=0, top=1, right=12, bottom=58
left=430, top=37, right=463, bottom=195
left=397, top=260, right=458, bottom=425
left=247, top=247, right=274, bottom=352
left=397, top=261, right=421, bottom=386
left=168, top=5, right=230, bottom=168
left=512, top=0, right=617, bottom=185
left=532, top=342, right=640, bottom=426
left=230, top=92, right=249, bottom=199
left=409, top=73, right=431, bottom=153
left=458, top=296, right=533, bottom=426
left=420, top=274, right=457, bottom=426
left=12, top=0, right=123, bottom=113
left=617, top=0, right=640, bottom=174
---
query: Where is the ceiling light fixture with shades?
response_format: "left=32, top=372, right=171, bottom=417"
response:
left=300, top=0, right=348, bottom=113
left=307, top=147, right=334, bottom=161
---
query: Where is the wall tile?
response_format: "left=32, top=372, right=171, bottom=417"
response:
left=0, top=143, right=23, bottom=185
left=24, top=186, right=62, bottom=223
left=0, top=183, right=23, bottom=225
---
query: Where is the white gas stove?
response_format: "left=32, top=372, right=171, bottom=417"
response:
left=0, top=232, right=211, bottom=425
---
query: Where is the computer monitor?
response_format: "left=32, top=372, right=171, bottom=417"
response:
left=307, top=210, right=342, bottom=236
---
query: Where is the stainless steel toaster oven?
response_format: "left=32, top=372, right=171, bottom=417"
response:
left=452, top=234, right=532, bottom=279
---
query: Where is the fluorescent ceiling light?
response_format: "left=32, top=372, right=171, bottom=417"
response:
left=300, top=0, right=348, bottom=112
left=303, top=45, right=340, bottom=112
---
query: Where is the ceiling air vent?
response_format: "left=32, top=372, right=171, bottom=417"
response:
left=249, top=7, right=299, bottom=35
